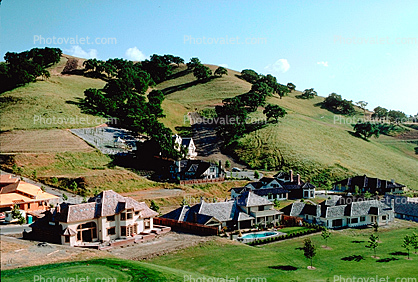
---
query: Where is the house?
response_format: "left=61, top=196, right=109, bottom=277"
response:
left=384, top=195, right=418, bottom=223
left=275, top=171, right=316, bottom=199
left=163, top=191, right=282, bottom=230
left=25, top=190, right=165, bottom=247
left=282, top=196, right=395, bottom=229
left=172, top=134, right=197, bottom=159
left=230, top=170, right=315, bottom=200
left=170, top=159, right=224, bottom=181
left=0, top=176, right=59, bottom=212
left=333, top=175, right=405, bottom=195
left=0, top=174, right=19, bottom=188
left=230, top=186, right=289, bottom=201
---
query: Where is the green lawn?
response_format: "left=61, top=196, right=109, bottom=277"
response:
left=0, top=258, right=208, bottom=282
left=150, top=223, right=418, bottom=281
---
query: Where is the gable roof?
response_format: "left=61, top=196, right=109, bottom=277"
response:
left=237, top=191, right=273, bottom=207
left=251, top=187, right=289, bottom=196
left=56, top=190, right=158, bottom=223
left=181, top=138, right=193, bottom=147
left=0, top=174, right=19, bottom=186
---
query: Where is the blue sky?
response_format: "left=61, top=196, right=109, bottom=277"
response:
left=1, top=0, right=417, bottom=115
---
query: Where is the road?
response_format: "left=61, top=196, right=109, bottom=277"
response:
left=0, top=224, right=31, bottom=235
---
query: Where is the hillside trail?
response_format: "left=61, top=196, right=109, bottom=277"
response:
left=189, top=112, right=246, bottom=169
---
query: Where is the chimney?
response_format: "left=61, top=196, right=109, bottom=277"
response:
left=391, top=199, right=395, bottom=211
left=297, top=174, right=301, bottom=185
left=289, top=170, right=293, bottom=181
left=177, top=160, right=181, bottom=173
left=391, top=179, right=395, bottom=184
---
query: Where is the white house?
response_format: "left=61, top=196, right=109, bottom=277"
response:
left=172, top=134, right=197, bottom=159
left=283, top=196, right=395, bottom=229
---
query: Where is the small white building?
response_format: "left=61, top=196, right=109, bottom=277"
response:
left=172, top=134, right=197, bottom=159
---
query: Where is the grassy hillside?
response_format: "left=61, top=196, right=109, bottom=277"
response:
left=153, top=65, right=417, bottom=189
left=159, top=64, right=252, bottom=131
left=234, top=92, right=418, bottom=189
left=0, top=56, right=105, bottom=131
left=1, top=55, right=416, bottom=191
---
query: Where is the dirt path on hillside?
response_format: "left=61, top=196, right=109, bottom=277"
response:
left=189, top=112, right=246, bottom=168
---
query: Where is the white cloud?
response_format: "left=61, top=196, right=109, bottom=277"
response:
left=317, top=61, right=329, bottom=67
left=125, top=47, right=146, bottom=61
left=219, top=64, right=228, bottom=68
left=265, top=59, right=290, bottom=73
left=65, top=45, right=97, bottom=59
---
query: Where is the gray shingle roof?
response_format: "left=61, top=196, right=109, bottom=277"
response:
left=237, top=191, right=273, bottom=207
left=56, top=190, right=158, bottom=223
left=199, top=200, right=236, bottom=222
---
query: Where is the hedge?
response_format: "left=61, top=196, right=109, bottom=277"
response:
left=247, top=224, right=325, bottom=246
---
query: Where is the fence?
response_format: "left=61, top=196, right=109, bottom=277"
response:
left=281, top=215, right=304, bottom=226
left=179, top=177, right=225, bottom=185
left=154, top=217, right=219, bottom=236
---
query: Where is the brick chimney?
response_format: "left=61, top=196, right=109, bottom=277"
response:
left=297, top=174, right=301, bottom=185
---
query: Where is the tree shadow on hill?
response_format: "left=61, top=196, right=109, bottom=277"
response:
left=341, top=255, right=365, bottom=262
left=268, top=265, right=298, bottom=271
left=347, top=130, right=371, bottom=142
left=165, top=69, right=191, bottom=81
left=376, top=257, right=399, bottom=263
left=351, top=240, right=365, bottom=244
left=244, top=122, right=267, bottom=134
left=66, top=97, right=100, bottom=116
left=161, top=76, right=216, bottom=95
left=389, top=251, right=408, bottom=256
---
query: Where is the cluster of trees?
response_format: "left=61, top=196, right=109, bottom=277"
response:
left=82, top=54, right=184, bottom=83
left=187, top=57, right=228, bottom=81
left=240, top=69, right=291, bottom=99
left=84, top=55, right=185, bottom=159
left=353, top=122, right=381, bottom=140
left=298, top=88, right=318, bottom=99
left=0, top=47, right=62, bottom=93
left=372, top=106, right=408, bottom=124
left=215, top=71, right=287, bottom=142
left=322, top=93, right=356, bottom=115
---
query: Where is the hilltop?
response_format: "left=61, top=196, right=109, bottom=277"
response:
left=0, top=54, right=417, bottom=192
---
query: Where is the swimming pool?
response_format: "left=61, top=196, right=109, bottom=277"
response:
left=240, top=231, right=278, bottom=239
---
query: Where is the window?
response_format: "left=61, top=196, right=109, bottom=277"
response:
left=144, top=218, right=151, bottom=229
left=127, top=213, right=133, bottom=220
left=360, top=216, right=366, bottom=222
left=121, top=226, right=126, bottom=236
left=65, top=236, right=70, bottom=243
left=382, top=215, right=387, bottom=220
left=120, top=213, right=126, bottom=220
left=28, top=203, right=31, bottom=209
left=107, top=227, right=116, bottom=235
left=135, top=211, right=140, bottom=215
left=107, top=215, right=115, bottom=221
left=351, top=218, right=358, bottom=224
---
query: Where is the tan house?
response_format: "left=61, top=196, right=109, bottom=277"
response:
left=0, top=175, right=59, bottom=212
left=51, top=190, right=161, bottom=247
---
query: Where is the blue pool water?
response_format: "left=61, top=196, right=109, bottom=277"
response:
left=241, top=232, right=278, bottom=239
